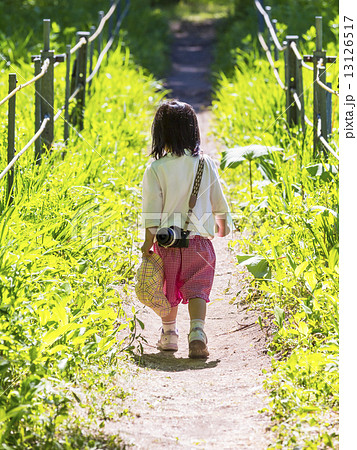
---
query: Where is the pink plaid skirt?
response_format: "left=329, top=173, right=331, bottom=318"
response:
left=153, top=236, right=216, bottom=307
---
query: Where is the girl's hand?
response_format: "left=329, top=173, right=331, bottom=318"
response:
left=215, top=217, right=230, bottom=237
left=141, top=227, right=158, bottom=257
left=141, top=241, right=153, bottom=258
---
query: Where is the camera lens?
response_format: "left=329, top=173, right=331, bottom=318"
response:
left=156, top=227, right=175, bottom=247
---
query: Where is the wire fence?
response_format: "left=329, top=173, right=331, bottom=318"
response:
left=254, top=0, right=339, bottom=159
left=88, top=0, right=119, bottom=43
left=0, top=0, right=130, bottom=204
left=316, top=58, right=340, bottom=96
left=254, top=0, right=286, bottom=52
left=0, top=59, right=50, bottom=107
left=0, top=116, right=50, bottom=182
left=317, top=115, right=339, bottom=160
left=257, top=32, right=286, bottom=90
left=290, top=41, right=314, bottom=71
left=87, top=0, right=130, bottom=84
left=1, top=1, right=339, bottom=204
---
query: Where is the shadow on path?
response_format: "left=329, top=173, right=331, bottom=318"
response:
left=134, top=352, right=221, bottom=372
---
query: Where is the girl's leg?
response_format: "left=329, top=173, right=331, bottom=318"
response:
left=162, top=305, right=178, bottom=323
left=157, top=306, right=179, bottom=352
left=188, top=297, right=209, bottom=359
left=188, top=297, right=206, bottom=320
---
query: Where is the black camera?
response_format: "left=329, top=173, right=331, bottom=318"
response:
left=156, top=226, right=190, bottom=248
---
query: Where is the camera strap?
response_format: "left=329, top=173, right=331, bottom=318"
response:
left=183, top=155, right=205, bottom=232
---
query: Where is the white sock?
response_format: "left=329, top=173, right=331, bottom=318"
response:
left=162, top=320, right=177, bottom=333
left=190, top=319, right=205, bottom=332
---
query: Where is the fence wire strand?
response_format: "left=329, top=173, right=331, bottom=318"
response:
left=254, top=0, right=286, bottom=52
left=0, top=59, right=50, bottom=107
left=53, top=105, right=65, bottom=122
left=290, top=41, right=314, bottom=71
left=291, top=90, right=314, bottom=129
left=86, top=2, right=129, bottom=83
left=1, top=1, right=131, bottom=193
left=55, top=1, right=129, bottom=124
left=304, top=115, right=313, bottom=127
left=54, top=84, right=83, bottom=122
left=319, top=135, right=339, bottom=160
left=257, top=33, right=286, bottom=90
left=70, top=37, right=87, bottom=55
left=292, top=90, right=302, bottom=111
left=88, top=1, right=118, bottom=43
left=53, top=36, right=87, bottom=68
left=317, top=116, right=339, bottom=159
left=0, top=116, right=50, bottom=181
left=316, top=58, right=339, bottom=96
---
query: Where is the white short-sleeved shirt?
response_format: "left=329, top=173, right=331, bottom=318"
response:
left=142, top=150, right=231, bottom=238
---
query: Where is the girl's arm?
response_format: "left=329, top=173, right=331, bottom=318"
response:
left=141, top=165, right=162, bottom=257
left=207, top=157, right=232, bottom=237
left=141, top=227, right=158, bottom=257
left=215, top=216, right=230, bottom=237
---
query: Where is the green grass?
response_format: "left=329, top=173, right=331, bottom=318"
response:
left=0, top=0, right=170, bottom=78
left=0, top=6, right=168, bottom=446
left=212, top=8, right=339, bottom=448
left=212, top=0, right=339, bottom=80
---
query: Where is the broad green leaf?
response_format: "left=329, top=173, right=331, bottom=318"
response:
left=310, top=205, right=338, bottom=218
left=51, top=303, right=68, bottom=326
left=237, top=254, right=256, bottom=264
left=304, top=271, right=317, bottom=292
left=273, top=306, right=285, bottom=328
left=301, top=303, right=312, bottom=315
left=37, top=308, right=51, bottom=327
left=237, top=254, right=271, bottom=279
left=294, top=261, right=309, bottom=277
left=58, top=358, right=68, bottom=371
left=42, top=323, right=81, bottom=348
left=298, top=321, right=309, bottom=336
left=71, top=329, right=98, bottom=346
left=4, top=405, right=29, bottom=419
left=0, top=359, right=10, bottom=373
left=48, top=344, right=68, bottom=355
left=221, top=145, right=282, bottom=169
left=305, top=163, right=338, bottom=182
left=328, top=246, right=339, bottom=270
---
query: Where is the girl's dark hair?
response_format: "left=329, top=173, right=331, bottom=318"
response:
left=151, top=100, right=200, bottom=159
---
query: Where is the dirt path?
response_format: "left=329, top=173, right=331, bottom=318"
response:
left=108, top=20, right=273, bottom=449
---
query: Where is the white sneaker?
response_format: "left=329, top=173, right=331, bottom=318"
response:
left=157, top=329, right=179, bottom=352
left=188, top=327, right=209, bottom=359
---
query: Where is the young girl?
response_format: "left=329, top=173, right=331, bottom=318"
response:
left=141, top=100, right=230, bottom=359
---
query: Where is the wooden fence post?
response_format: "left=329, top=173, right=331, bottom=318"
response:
left=98, top=11, right=104, bottom=56
left=108, top=0, right=114, bottom=42
left=7, top=73, right=17, bottom=204
left=303, top=17, right=337, bottom=156
left=64, top=44, right=71, bottom=148
left=265, top=6, right=272, bottom=52
left=257, top=0, right=265, bottom=33
left=117, top=0, right=121, bottom=23
left=88, top=25, right=96, bottom=96
left=326, top=82, right=332, bottom=138
left=34, top=57, right=42, bottom=163
left=75, top=31, right=90, bottom=130
left=313, top=16, right=327, bottom=157
left=40, top=19, right=54, bottom=152
left=295, top=47, right=306, bottom=134
left=284, top=35, right=299, bottom=127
